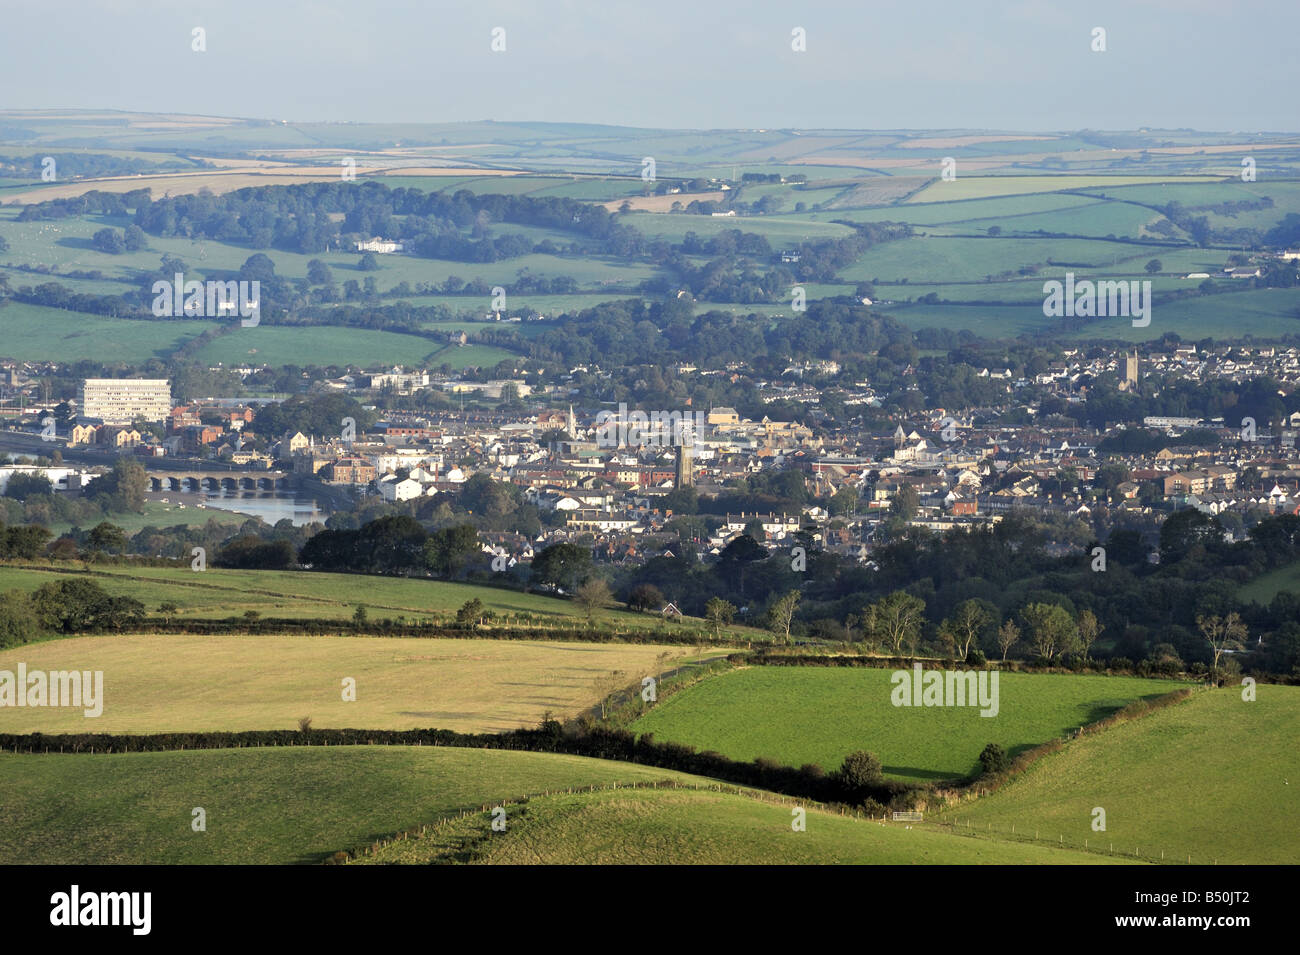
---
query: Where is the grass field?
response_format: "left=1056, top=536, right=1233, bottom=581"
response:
left=879, top=286, right=1300, bottom=341
left=0, top=305, right=215, bottom=361
left=0, top=747, right=704, bottom=864
left=840, top=235, right=1176, bottom=285
left=356, top=784, right=1133, bottom=865
left=0, top=562, right=698, bottom=630
left=1238, top=559, right=1300, bottom=604
left=0, top=633, right=703, bottom=734
left=46, top=500, right=250, bottom=536
left=619, top=212, right=854, bottom=242
left=907, top=175, right=1223, bottom=203
left=190, top=326, right=516, bottom=369
left=630, top=666, right=1187, bottom=781
left=933, top=687, right=1300, bottom=865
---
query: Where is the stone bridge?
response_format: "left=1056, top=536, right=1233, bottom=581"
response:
left=148, top=470, right=292, bottom=492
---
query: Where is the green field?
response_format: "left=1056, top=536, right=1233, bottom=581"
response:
left=879, top=286, right=1300, bottom=341
left=0, top=562, right=695, bottom=629
left=0, top=633, right=702, bottom=734
left=46, top=500, right=250, bottom=536
left=934, top=687, right=1300, bottom=865
left=630, top=666, right=1187, bottom=782
left=0, top=747, right=704, bottom=864
left=190, top=326, right=517, bottom=369
left=357, top=784, right=1132, bottom=865
left=908, top=176, right=1223, bottom=203
left=1237, top=558, right=1300, bottom=604
left=841, top=235, right=1175, bottom=285
left=0, top=304, right=215, bottom=361
left=619, top=212, right=854, bottom=243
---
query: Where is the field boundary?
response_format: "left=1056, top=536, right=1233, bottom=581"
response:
left=935, top=686, right=1200, bottom=806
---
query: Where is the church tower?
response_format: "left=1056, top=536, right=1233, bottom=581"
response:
left=1122, top=350, right=1139, bottom=392
left=675, top=421, right=694, bottom=488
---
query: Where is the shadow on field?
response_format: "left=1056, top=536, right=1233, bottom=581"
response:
left=882, top=764, right=962, bottom=781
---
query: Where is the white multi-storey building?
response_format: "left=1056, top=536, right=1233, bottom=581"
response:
left=80, top=378, right=172, bottom=425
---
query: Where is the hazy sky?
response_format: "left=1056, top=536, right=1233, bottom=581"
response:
left=1, top=0, right=1296, bottom=131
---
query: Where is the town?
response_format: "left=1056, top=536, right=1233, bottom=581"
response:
left=5, top=337, right=1300, bottom=579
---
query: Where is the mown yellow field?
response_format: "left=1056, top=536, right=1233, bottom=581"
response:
left=0, top=634, right=699, bottom=734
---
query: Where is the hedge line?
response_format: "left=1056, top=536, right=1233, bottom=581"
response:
left=0, top=722, right=910, bottom=808
left=739, top=652, right=1197, bottom=681
left=122, top=617, right=750, bottom=646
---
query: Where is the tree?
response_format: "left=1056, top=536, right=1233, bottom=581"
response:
left=456, top=598, right=486, bottom=627
left=423, top=523, right=479, bottom=579
left=716, top=533, right=767, bottom=597
left=978, top=742, right=1009, bottom=775
left=1144, top=259, right=1162, bottom=274
left=575, top=577, right=613, bottom=620
left=864, top=591, right=926, bottom=655
left=352, top=604, right=368, bottom=628
left=89, top=457, right=148, bottom=513
left=767, top=589, right=801, bottom=643
left=4, top=473, right=53, bottom=501
left=1076, top=609, right=1101, bottom=661
left=87, top=521, right=128, bottom=555
left=939, top=599, right=992, bottom=660
left=4, top=525, right=52, bottom=559
left=306, top=259, right=333, bottom=286
left=123, top=224, right=147, bottom=252
left=240, top=253, right=277, bottom=282
left=835, top=750, right=883, bottom=798
left=1020, top=602, right=1077, bottom=662
left=359, top=252, right=380, bottom=271
left=32, top=578, right=144, bottom=632
left=627, top=583, right=664, bottom=612
left=530, top=541, right=592, bottom=593
left=0, top=590, right=39, bottom=649
left=704, top=596, right=736, bottom=638
left=1198, top=612, right=1246, bottom=676
left=890, top=485, right=919, bottom=521
left=828, top=485, right=858, bottom=517
left=1160, top=509, right=1224, bottom=565
left=91, top=227, right=125, bottom=254
left=158, top=601, right=179, bottom=625
left=663, top=485, right=698, bottom=515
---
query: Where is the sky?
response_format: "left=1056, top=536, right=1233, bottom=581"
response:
left=0, top=0, right=1296, bottom=132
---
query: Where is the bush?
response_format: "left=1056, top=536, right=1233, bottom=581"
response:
left=965, top=647, right=987, bottom=666
left=978, top=742, right=1009, bottom=776
left=836, top=750, right=883, bottom=790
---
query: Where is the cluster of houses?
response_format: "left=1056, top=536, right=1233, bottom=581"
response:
left=7, top=342, right=1300, bottom=567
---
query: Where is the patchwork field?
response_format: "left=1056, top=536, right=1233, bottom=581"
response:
left=934, top=687, right=1300, bottom=865
left=356, top=785, right=1132, bottom=865
left=0, top=633, right=700, bottom=734
left=630, top=666, right=1187, bottom=781
left=5, top=158, right=1300, bottom=354
left=0, top=747, right=703, bottom=864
